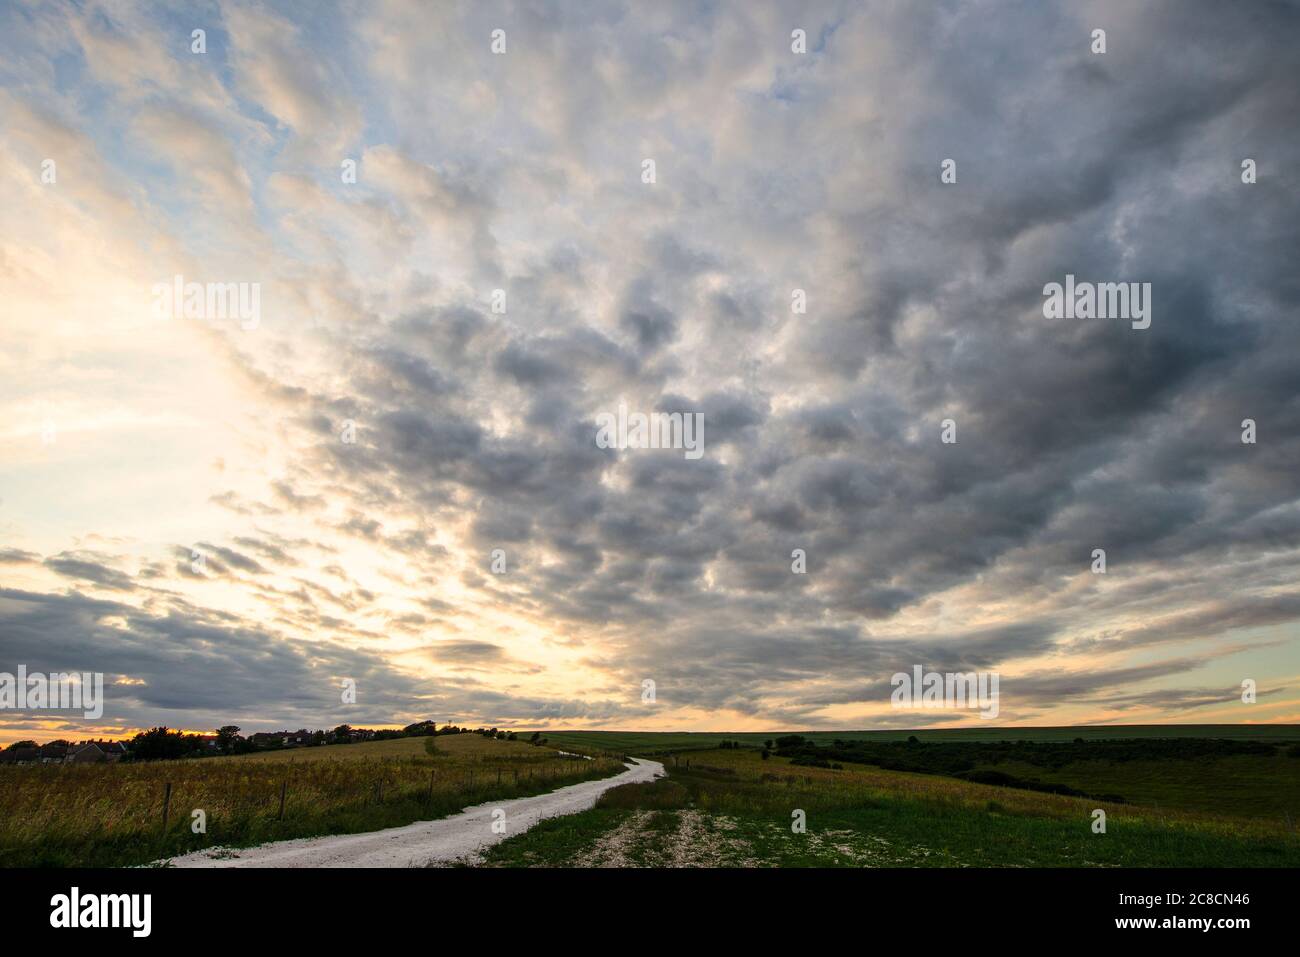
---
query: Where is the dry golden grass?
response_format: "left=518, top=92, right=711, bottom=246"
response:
left=0, top=734, right=623, bottom=866
left=235, top=732, right=541, bottom=763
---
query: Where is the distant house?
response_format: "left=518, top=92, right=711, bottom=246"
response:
left=101, top=741, right=127, bottom=761
left=65, top=742, right=109, bottom=763
left=249, top=729, right=314, bottom=748
left=61, top=740, right=127, bottom=764
left=0, top=740, right=128, bottom=766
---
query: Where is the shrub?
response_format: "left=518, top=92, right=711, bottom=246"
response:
left=790, top=755, right=833, bottom=769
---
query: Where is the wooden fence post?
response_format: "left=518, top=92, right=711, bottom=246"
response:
left=428, top=770, right=435, bottom=801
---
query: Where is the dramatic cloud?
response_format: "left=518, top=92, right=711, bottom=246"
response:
left=2, top=0, right=1298, bottom=742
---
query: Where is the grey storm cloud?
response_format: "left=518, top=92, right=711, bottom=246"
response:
left=2, top=0, right=1299, bottom=734
left=43, top=552, right=135, bottom=591
left=0, top=587, right=615, bottom=733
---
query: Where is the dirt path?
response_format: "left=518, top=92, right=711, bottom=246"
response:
left=163, top=757, right=665, bottom=868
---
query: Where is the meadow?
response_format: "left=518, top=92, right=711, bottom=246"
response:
left=7, top=725, right=1296, bottom=868
left=0, top=733, right=622, bottom=867
left=765, top=734, right=1300, bottom=821
left=482, top=742, right=1300, bottom=868
left=533, top=724, right=1300, bottom=756
left=483, top=727, right=1300, bottom=867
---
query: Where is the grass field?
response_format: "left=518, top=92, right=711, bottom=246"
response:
left=961, top=753, right=1300, bottom=821
left=0, top=733, right=622, bottom=867
left=532, top=725, right=1300, bottom=757
left=234, top=733, right=519, bottom=763
left=8, top=725, right=1297, bottom=868
left=482, top=744, right=1300, bottom=868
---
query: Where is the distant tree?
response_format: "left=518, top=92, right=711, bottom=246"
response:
left=332, top=724, right=353, bottom=744
left=530, top=732, right=541, bottom=744
left=4, top=740, right=37, bottom=750
left=216, top=725, right=241, bottom=754
left=764, top=740, right=774, bottom=750
left=760, top=749, right=771, bottom=761
left=130, top=727, right=199, bottom=762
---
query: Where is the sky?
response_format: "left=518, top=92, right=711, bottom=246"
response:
left=1, top=0, right=1298, bottom=745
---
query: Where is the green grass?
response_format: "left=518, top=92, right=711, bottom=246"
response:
left=480, top=746, right=1300, bottom=868
left=532, top=725, right=1300, bottom=757
left=489, top=802, right=1300, bottom=867
left=479, top=807, right=629, bottom=867
left=976, top=754, right=1300, bottom=821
